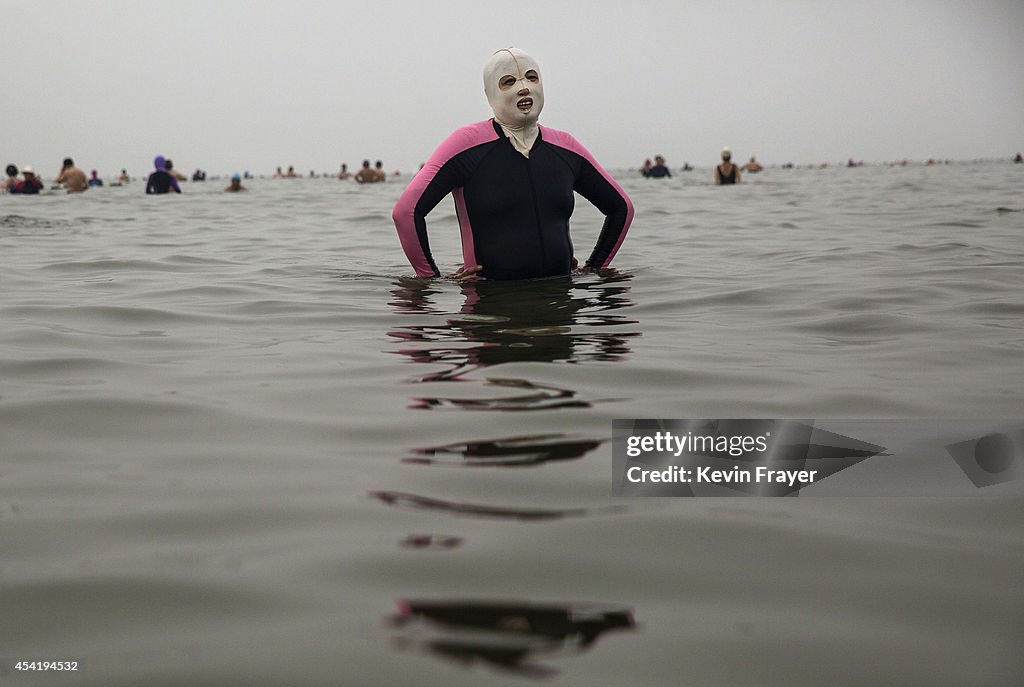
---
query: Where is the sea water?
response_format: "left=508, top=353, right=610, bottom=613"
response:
left=1, top=162, right=1022, bottom=686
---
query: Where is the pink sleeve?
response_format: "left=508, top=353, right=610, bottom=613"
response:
left=392, top=121, right=498, bottom=277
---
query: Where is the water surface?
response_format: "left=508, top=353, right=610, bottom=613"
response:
left=2, top=163, right=1022, bottom=685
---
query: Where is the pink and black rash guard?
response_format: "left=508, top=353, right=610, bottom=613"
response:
left=393, top=119, right=633, bottom=280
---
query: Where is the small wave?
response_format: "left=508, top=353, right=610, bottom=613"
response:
left=0, top=356, right=130, bottom=378
left=792, top=312, right=937, bottom=341
left=0, top=213, right=75, bottom=227
left=2, top=303, right=222, bottom=326
left=39, top=259, right=194, bottom=274
left=931, top=220, right=986, bottom=228
left=162, top=254, right=240, bottom=266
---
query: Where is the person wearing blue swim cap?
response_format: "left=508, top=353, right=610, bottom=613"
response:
left=224, top=173, right=247, bottom=192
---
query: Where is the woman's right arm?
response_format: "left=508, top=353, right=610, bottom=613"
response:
left=392, top=124, right=490, bottom=278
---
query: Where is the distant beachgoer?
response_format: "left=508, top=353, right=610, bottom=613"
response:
left=286, top=166, right=297, bottom=178
left=89, top=170, right=103, bottom=187
left=338, top=163, right=350, bottom=180
left=682, top=162, right=693, bottom=171
left=355, top=159, right=380, bottom=184
left=224, top=173, right=247, bottom=192
left=374, top=160, right=387, bottom=182
left=743, top=155, right=763, bottom=173
left=192, top=169, right=206, bottom=181
left=56, top=157, right=89, bottom=193
left=2, top=164, right=18, bottom=192
left=274, top=166, right=285, bottom=178
left=640, top=158, right=652, bottom=177
left=393, top=47, right=633, bottom=281
left=119, top=168, right=131, bottom=183
left=715, top=147, right=740, bottom=185
left=1014, top=153, right=1023, bottom=163
left=164, top=159, right=188, bottom=182
left=14, top=165, right=43, bottom=194
left=146, top=155, right=182, bottom=194
left=646, top=155, right=671, bottom=178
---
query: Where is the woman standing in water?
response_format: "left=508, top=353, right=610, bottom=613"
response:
left=393, top=47, right=633, bottom=281
left=715, top=147, right=741, bottom=185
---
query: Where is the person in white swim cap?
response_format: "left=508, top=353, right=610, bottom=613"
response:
left=393, top=47, right=633, bottom=281
left=715, top=146, right=741, bottom=185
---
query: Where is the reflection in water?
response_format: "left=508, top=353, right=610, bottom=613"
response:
left=399, top=533, right=464, bottom=550
left=369, top=491, right=625, bottom=521
left=404, top=434, right=604, bottom=468
left=388, top=273, right=638, bottom=383
left=409, top=377, right=595, bottom=411
left=390, top=599, right=636, bottom=678
left=383, top=275, right=638, bottom=677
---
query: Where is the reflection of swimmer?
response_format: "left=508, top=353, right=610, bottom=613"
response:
left=393, top=47, right=633, bottom=281
left=406, top=434, right=603, bottom=468
left=388, top=274, right=637, bottom=384
left=56, top=157, right=89, bottom=193
left=742, top=155, right=763, bottom=173
left=646, top=155, right=671, bottom=178
left=146, top=155, right=182, bottom=194
left=390, top=599, right=635, bottom=677
left=715, top=147, right=740, bottom=185
left=224, top=173, right=247, bottom=192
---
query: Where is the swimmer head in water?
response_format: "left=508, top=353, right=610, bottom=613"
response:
left=483, top=47, right=544, bottom=156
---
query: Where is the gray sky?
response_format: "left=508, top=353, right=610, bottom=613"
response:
left=4, top=0, right=1022, bottom=178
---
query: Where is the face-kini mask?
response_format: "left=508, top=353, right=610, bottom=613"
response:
left=483, top=48, right=544, bottom=157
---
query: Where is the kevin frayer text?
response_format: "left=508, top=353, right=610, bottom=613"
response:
left=626, top=465, right=818, bottom=488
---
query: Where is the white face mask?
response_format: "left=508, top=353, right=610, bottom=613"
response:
left=483, top=48, right=544, bottom=156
